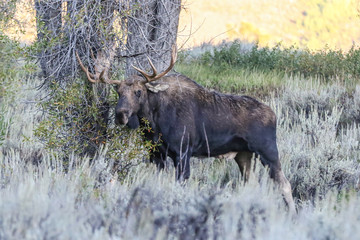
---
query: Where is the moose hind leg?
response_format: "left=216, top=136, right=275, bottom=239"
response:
left=255, top=140, right=296, bottom=214
left=267, top=160, right=295, bottom=214
left=274, top=169, right=296, bottom=214
left=234, top=151, right=253, bottom=182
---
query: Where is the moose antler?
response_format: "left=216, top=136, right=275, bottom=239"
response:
left=133, top=45, right=177, bottom=82
left=75, top=50, right=121, bottom=85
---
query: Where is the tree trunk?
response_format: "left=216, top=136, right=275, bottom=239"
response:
left=35, top=0, right=116, bottom=157
left=125, top=0, right=181, bottom=77
left=35, top=0, right=62, bottom=80
left=68, top=0, right=116, bottom=156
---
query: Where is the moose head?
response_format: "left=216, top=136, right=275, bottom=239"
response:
left=76, top=46, right=177, bottom=129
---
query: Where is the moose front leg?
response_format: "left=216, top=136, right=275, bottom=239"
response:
left=174, top=151, right=191, bottom=182
left=146, top=130, right=169, bottom=171
left=172, top=126, right=192, bottom=181
left=149, top=151, right=165, bottom=170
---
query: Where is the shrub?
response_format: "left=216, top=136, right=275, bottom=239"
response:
left=0, top=33, right=21, bottom=100
left=34, top=81, right=156, bottom=179
left=0, top=31, right=26, bottom=147
left=271, top=78, right=360, bottom=201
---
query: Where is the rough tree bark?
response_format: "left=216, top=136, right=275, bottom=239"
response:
left=125, top=0, right=181, bottom=77
left=35, top=0, right=182, bottom=83
left=35, top=0, right=118, bottom=156
left=34, top=0, right=62, bottom=80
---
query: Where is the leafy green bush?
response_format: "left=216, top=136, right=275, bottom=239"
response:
left=0, top=0, right=17, bottom=30
left=0, top=31, right=25, bottom=147
left=0, top=33, right=20, bottom=100
left=34, top=81, right=155, bottom=178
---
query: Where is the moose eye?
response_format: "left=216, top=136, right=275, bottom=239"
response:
left=135, top=90, right=141, bottom=98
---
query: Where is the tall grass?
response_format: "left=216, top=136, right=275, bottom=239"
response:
left=177, top=41, right=360, bottom=95
left=176, top=62, right=285, bottom=96
left=1, top=40, right=360, bottom=239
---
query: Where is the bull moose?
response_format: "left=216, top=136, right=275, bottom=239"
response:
left=76, top=46, right=296, bottom=213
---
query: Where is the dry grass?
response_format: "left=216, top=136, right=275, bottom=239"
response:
left=1, top=44, right=360, bottom=239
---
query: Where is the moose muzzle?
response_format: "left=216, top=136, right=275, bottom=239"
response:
left=115, top=109, right=130, bottom=126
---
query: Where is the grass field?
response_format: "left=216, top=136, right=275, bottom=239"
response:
left=1, top=39, right=360, bottom=239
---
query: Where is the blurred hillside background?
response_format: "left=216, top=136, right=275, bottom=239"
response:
left=6, top=0, right=360, bottom=51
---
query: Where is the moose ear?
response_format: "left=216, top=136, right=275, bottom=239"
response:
left=145, top=82, right=169, bottom=93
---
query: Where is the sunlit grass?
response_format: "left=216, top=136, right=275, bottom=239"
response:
left=176, top=62, right=285, bottom=95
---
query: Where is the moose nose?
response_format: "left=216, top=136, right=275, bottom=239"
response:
left=115, top=109, right=130, bottom=125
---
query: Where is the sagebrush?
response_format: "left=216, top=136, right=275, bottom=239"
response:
left=1, top=38, right=360, bottom=239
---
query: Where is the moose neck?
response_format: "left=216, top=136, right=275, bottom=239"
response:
left=137, top=90, right=156, bottom=128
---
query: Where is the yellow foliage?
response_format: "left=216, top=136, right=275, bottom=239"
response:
left=179, top=0, right=360, bottom=51
left=5, top=0, right=360, bottom=51
left=4, top=0, right=36, bottom=43
left=296, top=0, right=359, bottom=50
left=227, top=21, right=271, bottom=44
